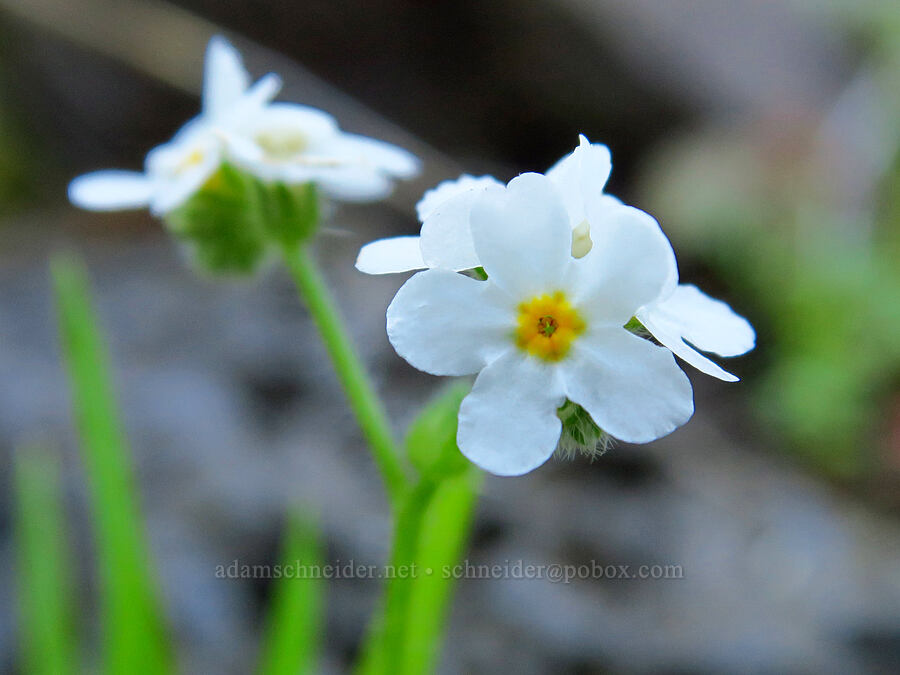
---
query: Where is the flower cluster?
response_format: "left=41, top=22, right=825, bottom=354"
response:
left=69, top=37, right=419, bottom=273
left=358, top=136, right=755, bottom=475
left=70, top=37, right=419, bottom=214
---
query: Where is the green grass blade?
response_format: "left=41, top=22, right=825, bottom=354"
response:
left=257, top=513, right=325, bottom=675
left=51, top=255, right=171, bottom=675
left=13, top=446, right=78, bottom=675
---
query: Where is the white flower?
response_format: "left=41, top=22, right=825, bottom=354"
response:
left=386, top=173, right=694, bottom=475
left=548, top=136, right=756, bottom=381
left=224, top=103, right=420, bottom=202
left=69, top=36, right=281, bottom=215
left=359, top=135, right=755, bottom=381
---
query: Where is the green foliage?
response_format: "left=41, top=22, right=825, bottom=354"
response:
left=14, top=447, right=78, bottom=675
left=358, top=384, right=481, bottom=675
left=165, top=164, right=319, bottom=275
left=52, top=255, right=172, bottom=675
left=405, top=382, right=470, bottom=479
left=257, top=513, right=325, bottom=675
left=396, top=471, right=480, bottom=674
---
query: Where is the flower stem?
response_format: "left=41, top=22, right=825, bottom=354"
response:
left=282, top=244, right=409, bottom=508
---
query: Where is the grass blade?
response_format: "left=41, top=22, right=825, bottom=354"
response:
left=13, top=446, right=78, bottom=675
left=256, top=512, right=325, bottom=675
left=51, top=254, right=171, bottom=675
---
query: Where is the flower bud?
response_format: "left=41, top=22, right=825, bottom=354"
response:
left=164, top=163, right=318, bottom=274
left=556, top=399, right=612, bottom=460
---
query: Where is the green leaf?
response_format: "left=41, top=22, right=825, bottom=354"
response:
left=405, top=382, right=470, bottom=479
left=357, top=385, right=482, bottom=675
left=14, top=446, right=78, bottom=675
left=51, top=255, right=171, bottom=675
left=257, top=512, right=325, bottom=675
left=398, top=469, right=481, bottom=674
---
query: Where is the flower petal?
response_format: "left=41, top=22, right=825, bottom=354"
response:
left=387, top=268, right=513, bottom=376
left=469, top=172, right=572, bottom=297
left=416, top=174, right=502, bottom=222
left=457, top=351, right=565, bottom=475
left=648, top=284, right=756, bottom=357
left=149, top=158, right=221, bottom=215
left=331, top=134, right=421, bottom=178
left=203, top=36, right=250, bottom=119
left=636, top=308, right=739, bottom=382
left=418, top=176, right=501, bottom=271
left=567, top=201, right=676, bottom=326
left=314, top=168, right=393, bottom=201
left=562, top=328, right=694, bottom=443
left=356, top=236, right=425, bottom=274
left=227, top=73, right=283, bottom=126
left=68, top=171, right=154, bottom=211
left=546, top=134, right=612, bottom=226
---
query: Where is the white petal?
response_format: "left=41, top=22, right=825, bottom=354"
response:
left=314, top=167, right=393, bottom=202
left=649, top=284, right=755, bottom=357
left=356, top=236, right=425, bottom=274
left=418, top=178, right=498, bottom=271
left=331, top=134, right=420, bottom=178
left=386, top=269, right=513, bottom=376
left=68, top=171, right=154, bottom=211
left=469, top=172, right=572, bottom=297
left=149, top=159, right=220, bottom=215
left=416, top=174, right=502, bottom=222
left=203, top=36, right=250, bottom=119
left=562, top=328, right=694, bottom=443
left=457, top=351, right=565, bottom=475
left=243, top=103, right=338, bottom=144
left=546, top=134, right=612, bottom=226
left=567, top=201, right=676, bottom=326
left=226, top=73, right=283, bottom=127
left=636, top=309, right=739, bottom=382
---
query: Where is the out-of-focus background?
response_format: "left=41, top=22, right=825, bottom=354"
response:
left=1, top=0, right=900, bottom=672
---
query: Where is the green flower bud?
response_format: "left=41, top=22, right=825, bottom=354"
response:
left=164, top=163, right=318, bottom=275
left=556, top=399, right=612, bottom=460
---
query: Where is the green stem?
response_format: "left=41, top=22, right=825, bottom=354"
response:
left=282, top=244, right=409, bottom=508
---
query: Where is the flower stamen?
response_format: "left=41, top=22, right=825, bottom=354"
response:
left=516, top=291, right=585, bottom=362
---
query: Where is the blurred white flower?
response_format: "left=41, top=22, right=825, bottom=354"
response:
left=224, top=103, right=419, bottom=202
left=69, top=36, right=419, bottom=216
left=69, top=36, right=280, bottom=215
left=359, top=134, right=755, bottom=381
left=386, top=173, right=693, bottom=475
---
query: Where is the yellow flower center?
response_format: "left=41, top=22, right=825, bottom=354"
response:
left=176, top=148, right=206, bottom=174
left=515, top=291, right=585, bottom=362
left=256, top=130, right=308, bottom=161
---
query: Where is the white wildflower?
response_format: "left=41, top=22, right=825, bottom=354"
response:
left=385, top=173, right=694, bottom=475
left=68, top=36, right=280, bottom=215
left=359, top=135, right=755, bottom=380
